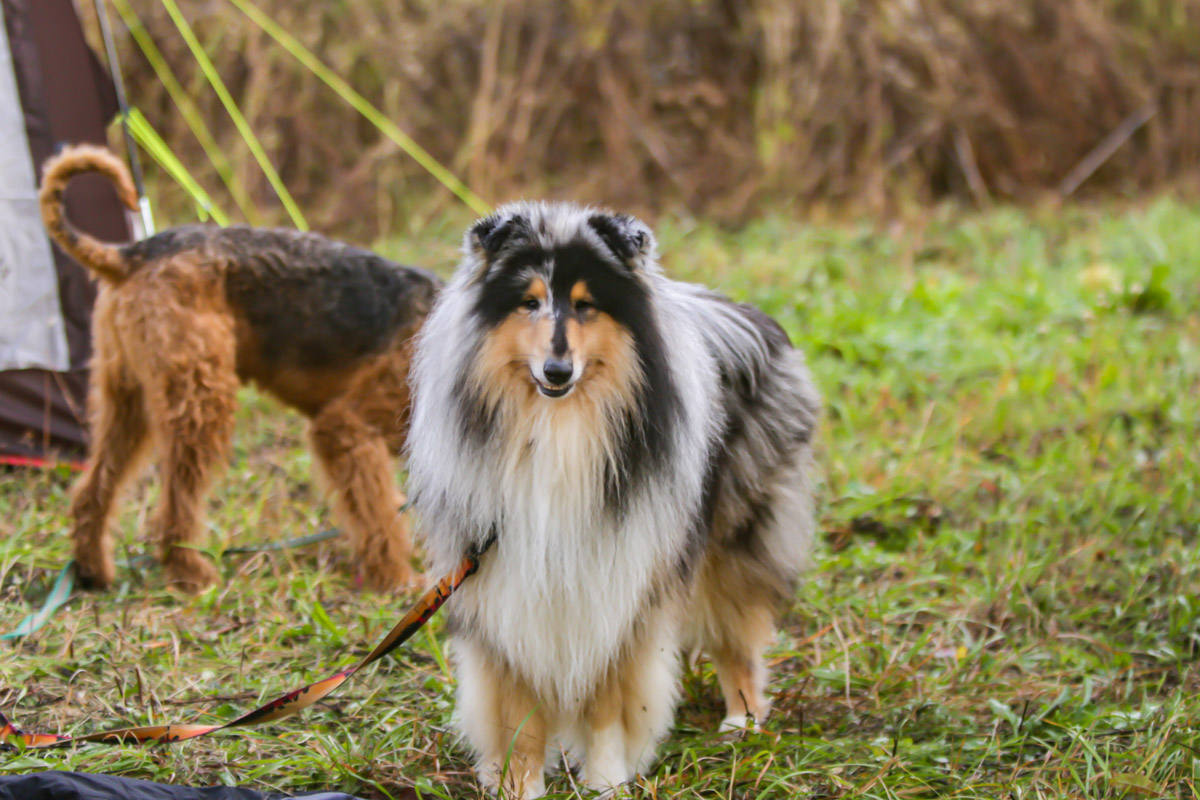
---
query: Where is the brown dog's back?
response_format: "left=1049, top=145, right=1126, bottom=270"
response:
left=119, top=224, right=440, bottom=414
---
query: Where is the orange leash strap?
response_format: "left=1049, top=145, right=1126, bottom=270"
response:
left=1, top=532, right=495, bottom=749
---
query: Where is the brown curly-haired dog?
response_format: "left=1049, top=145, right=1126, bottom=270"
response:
left=40, top=145, right=439, bottom=593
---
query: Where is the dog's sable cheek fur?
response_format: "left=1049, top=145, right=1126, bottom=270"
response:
left=406, top=201, right=821, bottom=799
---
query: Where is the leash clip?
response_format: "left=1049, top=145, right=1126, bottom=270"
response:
left=465, top=525, right=498, bottom=575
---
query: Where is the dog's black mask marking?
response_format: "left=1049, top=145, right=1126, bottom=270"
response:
left=468, top=234, right=680, bottom=513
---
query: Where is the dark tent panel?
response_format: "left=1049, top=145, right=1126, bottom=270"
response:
left=0, top=0, right=131, bottom=464
left=0, top=771, right=372, bottom=800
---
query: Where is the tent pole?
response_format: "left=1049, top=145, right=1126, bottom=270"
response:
left=92, top=0, right=154, bottom=238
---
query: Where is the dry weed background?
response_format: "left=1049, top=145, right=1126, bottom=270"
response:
left=81, top=0, right=1200, bottom=237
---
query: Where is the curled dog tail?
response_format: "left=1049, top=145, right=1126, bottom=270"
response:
left=39, top=145, right=139, bottom=284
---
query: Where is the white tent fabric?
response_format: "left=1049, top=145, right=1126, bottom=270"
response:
left=0, top=7, right=68, bottom=373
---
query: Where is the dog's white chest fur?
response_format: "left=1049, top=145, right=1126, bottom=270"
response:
left=452, top=407, right=676, bottom=710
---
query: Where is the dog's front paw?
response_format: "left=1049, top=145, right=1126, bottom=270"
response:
left=583, top=755, right=633, bottom=797
left=163, top=548, right=218, bottom=593
left=73, top=552, right=116, bottom=591
left=719, top=714, right=752, bottom=732
left=361, top=560, right=419, bottom=594
left=477, top=762, right=546, bottom=800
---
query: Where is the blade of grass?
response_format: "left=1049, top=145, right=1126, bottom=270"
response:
left=225, top=0, right=492, bottom=216
left=110, top=0, right=260, bottom=225
left=157, top=0, right=308, bottom=230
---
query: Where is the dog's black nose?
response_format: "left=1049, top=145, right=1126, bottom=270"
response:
left=542, top=359, right=573, bottom=386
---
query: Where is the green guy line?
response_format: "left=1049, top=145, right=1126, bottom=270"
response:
left=111, top=0, right=260, bottom=225
left=126, top=108, right=230, bottom=225
left=158, top=0, right=308, bottom=230
left=226, top=0, right=492, bottom=216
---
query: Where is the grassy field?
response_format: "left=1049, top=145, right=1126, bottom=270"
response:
left=2, top=199, right=1199, bottom=798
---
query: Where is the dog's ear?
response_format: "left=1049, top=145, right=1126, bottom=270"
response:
left=467, top=213, right=529, bottom=264
left=587, top=213, right=656, bottom=270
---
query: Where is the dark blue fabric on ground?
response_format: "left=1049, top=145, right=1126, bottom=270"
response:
left=0, top=772, right=367, bottom=800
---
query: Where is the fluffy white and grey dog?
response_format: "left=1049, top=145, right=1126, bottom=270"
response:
left=406, top=202, right=820, bottom=798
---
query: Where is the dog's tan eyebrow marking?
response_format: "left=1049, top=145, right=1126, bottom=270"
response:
left=527, top=277, right=548, bottom=301
left=570, top=281, right=592, bottom=304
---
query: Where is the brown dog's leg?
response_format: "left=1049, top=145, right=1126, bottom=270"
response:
left=151, top=392, right=235, bottom=591
left=309, top=404, right=414, bottom=592
left=142, top=310, right=238, bottom=593
left=70, top=363, right=150, bottom=589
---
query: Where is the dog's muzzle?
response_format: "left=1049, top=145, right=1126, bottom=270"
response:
left=534, top=358, right=575, bottom=398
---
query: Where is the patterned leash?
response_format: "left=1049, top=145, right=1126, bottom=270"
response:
left=1, top=531, right=495, bottom=749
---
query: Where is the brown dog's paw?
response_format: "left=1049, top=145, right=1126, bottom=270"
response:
left=362, top=561, right=420, bottom=594
left=163, top=548, right=218, bottom=593
left=403, top=570, right=430, bottom=594
left=73, top=555, right=116, bottom=591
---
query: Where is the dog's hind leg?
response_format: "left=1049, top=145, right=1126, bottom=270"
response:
left=141, top=308, right=238, bottom=593
left=309, top=347, right=416, bottom=592
left=708, top=602, right=775, bottom=731
left=309, top=402, right=414, bottom=592
left=695, top=461, right=814, bottom=731
left=692, top=550, right=781, bottom=731
left=70, top=346, right=151, bottom=589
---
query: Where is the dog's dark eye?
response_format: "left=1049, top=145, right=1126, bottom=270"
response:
left=574, top=299, right=593, bottom=313
left=522, top=297, right=540, bottom=311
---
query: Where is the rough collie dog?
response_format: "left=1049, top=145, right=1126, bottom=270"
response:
left=406, top=202, right=820, bottom=797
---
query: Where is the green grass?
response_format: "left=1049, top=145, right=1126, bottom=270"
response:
left=3, top=198, right=1199, bottom=798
